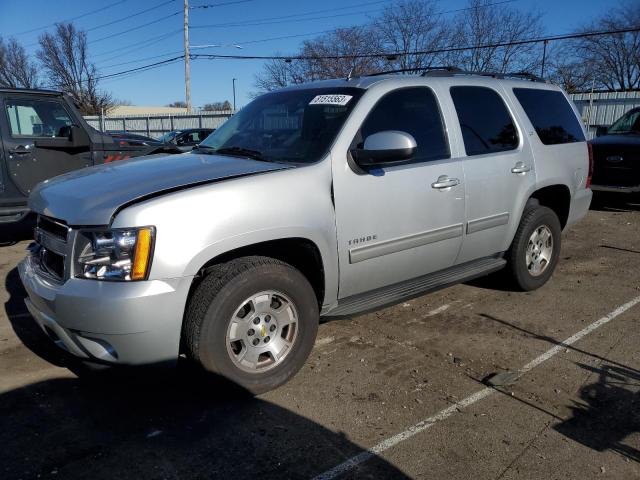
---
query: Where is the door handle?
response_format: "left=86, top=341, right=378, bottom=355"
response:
left=511, top=162, right=531, bottom=174
left=8, top=145, right=32, bottom=155
left=431, top=175, right=460, bottom=190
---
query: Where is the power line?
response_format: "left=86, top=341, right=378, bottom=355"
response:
left=84, top=0, right=178, bottom=33
left=11, top=0, right=128, bottom=36
left=92, top=30, right=183, bottom=60
left=191, top=27, right=640, bottom=61
left=190, top=0, right=516, bottom=29
left=190, top=0, right=257, bottom=8
left=89, top=10, right=182, bottom=44
left=189, top=0, right=517, bottom=48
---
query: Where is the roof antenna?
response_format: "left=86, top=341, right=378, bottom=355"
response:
left=346, top=66, right=355, bottom=81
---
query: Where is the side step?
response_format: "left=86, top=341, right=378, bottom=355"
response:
left=326, top=256, right=506, bottom=317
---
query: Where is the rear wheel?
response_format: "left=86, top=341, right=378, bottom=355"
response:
left=183, top=256, right=319, bottom=394
left=506, top=206, right=561, bottom=291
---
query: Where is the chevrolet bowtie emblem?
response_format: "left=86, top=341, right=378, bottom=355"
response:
left=260, top=325, right=267, bottom=337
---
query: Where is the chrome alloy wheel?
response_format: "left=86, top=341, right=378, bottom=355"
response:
left=225, top=290, right=299, bottom=373
left=526, top=225, right=553, bottom=277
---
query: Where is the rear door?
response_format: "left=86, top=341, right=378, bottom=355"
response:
left=449, top=85, right=536, bottom=262
left=1, top=96, right=92, bottom=195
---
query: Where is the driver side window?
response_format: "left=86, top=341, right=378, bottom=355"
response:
left=356, top=87, right=450, bottom=164
left=5, top=99, right=72, bottom=138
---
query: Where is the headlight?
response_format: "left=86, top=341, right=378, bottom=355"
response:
left=75, top=227, right=155, bottom=281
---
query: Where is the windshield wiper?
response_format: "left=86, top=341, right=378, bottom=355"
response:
left=214, top=146, right=269, bottom=162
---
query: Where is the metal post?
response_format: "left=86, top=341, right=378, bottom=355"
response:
left=540, top=40, right=548, bottom=79
left=170, top=115, right=174, bottom=130
left=99, top=108, right=104, bottom=132
left=183, top=0, right=191, bottom=112
left=123, top=118, right=126, bottom=132
left=198, top=114, right=202, bottom=128
left=232, top=78, right=237, bottom=112
left=146, top=116, right=151, bottom=137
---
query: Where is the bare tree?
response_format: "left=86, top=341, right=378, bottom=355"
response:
left=545, top=43, right=594, bottom=93
left=372, top=0, right=450, bottom=72
left=0, top=37, right=40, bottom=88
left=572, top=1, right=640, bottom=90
left=445, top=0, right=544, bottom=73
left=37, top=23, right=113, bottom=115
left=166, top=100, right=187, bottom=108
left=253, top=26, right=385, bottom=94
left=202, top=100, right=232, bottom=111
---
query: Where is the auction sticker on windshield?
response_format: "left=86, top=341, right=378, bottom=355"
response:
left=309, top=94, right=353, bottom=106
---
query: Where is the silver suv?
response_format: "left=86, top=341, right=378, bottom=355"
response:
left=19, top=72, right=592, bottom=393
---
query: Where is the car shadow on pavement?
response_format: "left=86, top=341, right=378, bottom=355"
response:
left=0, top=214, right=35, bottom=246
left=2, top=270, right=410, bottom=480
left=478, top=313, right=640, bottom=463
left=554, top=363, right=640, bottom=463
left=0, top=370, right=411, bottom=480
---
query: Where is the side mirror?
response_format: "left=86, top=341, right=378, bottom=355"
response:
left=595, top=126, right=608, bottom=137
left=70, top=124, right=91, bottom=148
left=351, top=131, right=417, bottom=167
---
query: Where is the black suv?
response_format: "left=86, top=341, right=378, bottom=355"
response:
left=590, top=107, right=640, bottom=194
left=0, top=88, right=179, bottom=223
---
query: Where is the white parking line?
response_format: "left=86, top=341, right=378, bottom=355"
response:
left=313, top=294, right=640, bottom=480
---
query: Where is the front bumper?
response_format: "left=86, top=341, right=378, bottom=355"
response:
left=18, top=254, right=193, bottom=365
left=590, top=184, right=640, bottom=193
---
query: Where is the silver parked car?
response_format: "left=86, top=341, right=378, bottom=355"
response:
left=19, top=72, right=592, bottom=393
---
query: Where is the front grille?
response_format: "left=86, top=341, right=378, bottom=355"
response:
left=34, top=215, right=70, bottom=282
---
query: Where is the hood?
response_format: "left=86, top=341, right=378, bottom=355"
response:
left=30, top=152, right=291, bottom=225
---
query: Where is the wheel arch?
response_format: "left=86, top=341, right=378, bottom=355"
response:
left=527, top=184, right=572, bottom=230
left=188, top=236, right=328, bottom=309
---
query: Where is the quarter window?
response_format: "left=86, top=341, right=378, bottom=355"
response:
left=5, top=99, right=73, bottom=138
left=357, top=87, right=450, bottom=164
left=450, top=86, right=519, bottom=156
left=513, top=88, right=585, bottom=145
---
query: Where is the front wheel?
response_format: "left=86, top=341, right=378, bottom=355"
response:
left=506, top=206, right=561, bottom=291
left=183, top=256, right=319, bottom=395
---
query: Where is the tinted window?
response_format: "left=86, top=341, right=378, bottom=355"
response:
left=450, top=86, right=518, bottom=156
left=358, top=87, right=449, bottom=163
left=5, top=99, right=72, bottom=137
left=513, top=88, right=585, bottom=145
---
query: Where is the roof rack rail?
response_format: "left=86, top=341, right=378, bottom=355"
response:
left=366, top=66, right=545, bottom=82
left=369, top=66, right=461, bottom=77
left=421, top=69, right=546, bottom=82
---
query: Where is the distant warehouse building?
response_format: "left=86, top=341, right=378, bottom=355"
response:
left=107, top=105, right=188, bottom=116
left=570, top=91, right=640, bottom=138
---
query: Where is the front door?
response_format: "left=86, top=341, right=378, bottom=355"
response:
left=332, top=86, right=466, bottom=299
left=1, top=96, right=91, bottom=196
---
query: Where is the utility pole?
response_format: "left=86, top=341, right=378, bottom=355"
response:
left=183, top=0, right=191, bottom=112
left=232, top=78, right=237, bottom=112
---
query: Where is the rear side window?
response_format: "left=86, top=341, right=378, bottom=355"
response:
left=450, top=86, right=519, bottom=156
left=358, top=87, right=450, bottom=163
left=513, top=88, right=585, bottom=145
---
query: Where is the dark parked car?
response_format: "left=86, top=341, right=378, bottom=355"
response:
left=107, top=131, right=181, bottom=151
left=0, top=88, right=180, bottom=224
left=159, top=128, right=214, bottom=151
left=590, top=107, right=640, bottom=194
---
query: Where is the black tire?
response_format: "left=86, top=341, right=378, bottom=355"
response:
left=506, top=206, right=562, bottom=291
left=183, top=256, right=319, bottom=395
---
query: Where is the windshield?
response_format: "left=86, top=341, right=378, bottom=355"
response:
left=198, top=87, right=364, bottom=163
left=608, top=109, right=640, bottom=134
left=159, top=131, right=180, bottom=142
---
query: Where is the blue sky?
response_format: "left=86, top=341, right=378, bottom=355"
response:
left=0, top=0, right=617, bottom=108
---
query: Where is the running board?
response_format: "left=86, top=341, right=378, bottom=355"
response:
left=326, top=256, right=506, bottom=317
